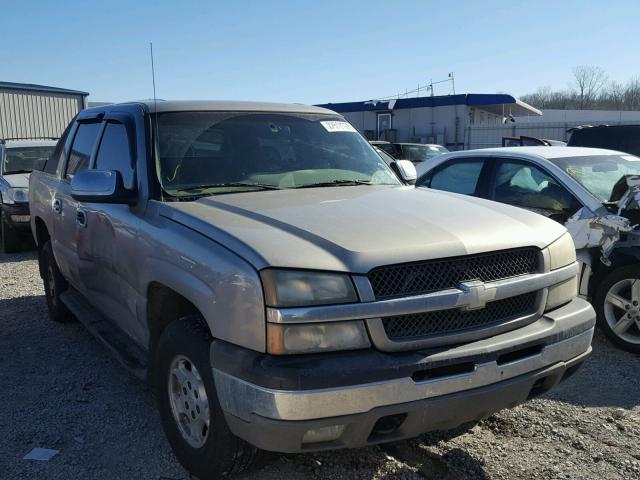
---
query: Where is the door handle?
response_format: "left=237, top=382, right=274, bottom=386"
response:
left=52, top=198, right=62, bottom=214
left=76, top=209, right=87, bottom=228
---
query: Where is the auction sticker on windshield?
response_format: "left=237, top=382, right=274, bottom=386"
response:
left=321, top=120, right=357, bottom=133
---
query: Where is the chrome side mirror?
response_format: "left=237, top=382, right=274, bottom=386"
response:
left=393, top=160, right=417, bottom=184
left=71, top=169, right=137, bottom=204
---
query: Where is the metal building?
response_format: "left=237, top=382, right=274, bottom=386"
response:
left=317, top=94, right=541, bottom=150
left=0, top=81, right=89, bottom=139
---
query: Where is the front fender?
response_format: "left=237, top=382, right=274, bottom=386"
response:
left=137, top=222, right=266, bottom=353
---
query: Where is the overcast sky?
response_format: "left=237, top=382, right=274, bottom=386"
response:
left=2, top=0, right=638, bottom=104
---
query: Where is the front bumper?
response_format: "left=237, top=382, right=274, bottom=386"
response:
left=212, top=297, right=595, bottom=453
left=1, top=203, right=31, bottom=230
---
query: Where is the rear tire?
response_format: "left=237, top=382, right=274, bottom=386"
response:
left=40, top=241, right=73, bottom=323
left=594, top=265, right=640, bottom=353
left=0, top=215, right=21, bottom=253
left=155, top=316, right=260, bottom=479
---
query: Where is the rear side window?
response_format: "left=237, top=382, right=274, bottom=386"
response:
left=66, top=122, right=101, bottom=178
left=95, top=122, right=135, bottom=189
left=429, top=159, right=485, bottom=195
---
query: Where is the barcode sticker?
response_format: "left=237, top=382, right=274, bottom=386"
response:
left=320, top=121, right=357, bottom=133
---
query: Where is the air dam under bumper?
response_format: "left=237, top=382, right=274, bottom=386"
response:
left=212, top=298, right=594, bottom=453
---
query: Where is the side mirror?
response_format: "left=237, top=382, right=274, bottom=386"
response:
left=71, top=170, right=136, bottom=204
left=392, top=159, right=417, bottom=185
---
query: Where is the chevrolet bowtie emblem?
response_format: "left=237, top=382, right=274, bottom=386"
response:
left=458, top=280, right=497, bottom=310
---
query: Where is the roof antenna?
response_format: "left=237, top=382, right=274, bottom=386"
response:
left=149, top=42, right=163, bottom=201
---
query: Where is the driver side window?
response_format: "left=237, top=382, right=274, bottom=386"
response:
left=490, top=160, right=580, bottom=214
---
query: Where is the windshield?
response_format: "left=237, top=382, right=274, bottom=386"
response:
left=3, top=146, right=54, bottom=175
left=551, top=154, right=640, bottom=201
left=402, top=145, right=449, bottom=162
left=156, top=112, right=399, bottom=197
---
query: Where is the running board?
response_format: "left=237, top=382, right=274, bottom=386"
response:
left=60, top=288, right=148, bottom=380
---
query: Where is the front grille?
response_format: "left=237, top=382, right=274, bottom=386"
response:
left=368, top=248, right=539, bottom=300
left=382, top=292, right=538, bottom=340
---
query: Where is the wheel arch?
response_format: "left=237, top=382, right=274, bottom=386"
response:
left=589, top=247, right=640, bottom=297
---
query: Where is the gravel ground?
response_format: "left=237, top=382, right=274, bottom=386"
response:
left=1, top=250, right=639, bottom=480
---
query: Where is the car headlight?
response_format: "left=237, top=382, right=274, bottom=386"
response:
left=1, top=187, right=29, bottom=204
left=267, top=321, right=371, bottom=354
left=546, top=232, right=576, bottom=270
left=261, top=269, right=358, bottom=307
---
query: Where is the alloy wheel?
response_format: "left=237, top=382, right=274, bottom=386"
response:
left=604, top=278, right=640, bottom=345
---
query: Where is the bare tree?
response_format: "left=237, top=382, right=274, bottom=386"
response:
left=606, top=81, right=625, bottom=110
left=572, top=65, right=608, bottom=109
left=624, top=77, right=640, bottom=111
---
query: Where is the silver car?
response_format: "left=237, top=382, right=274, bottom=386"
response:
left=0, top=138, right=57, bottom=252
left=417, top=146, right=640, bottom=352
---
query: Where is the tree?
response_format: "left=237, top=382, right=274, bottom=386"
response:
left=572, top=65, right=607, bottom=109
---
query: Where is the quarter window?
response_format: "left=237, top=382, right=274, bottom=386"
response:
left=429, top=160, right=485, bottom=195
left=66, top=122, right=101, bottom=178
left=95, top=123, right=135, bottom=189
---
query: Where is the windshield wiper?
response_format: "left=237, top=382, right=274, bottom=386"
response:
left=177, top=182, right=281, bottom=193
left=4, top=169, right=32, bottom=175
left=293, top=179, right=373, bottom=189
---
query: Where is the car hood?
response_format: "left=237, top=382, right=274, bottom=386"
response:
left=1, top=173, right=30, bottom=188
left=160, top=186, right=568, bottom=272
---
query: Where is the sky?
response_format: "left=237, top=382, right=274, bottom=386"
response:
left=1, top=0, right=639, bottom=104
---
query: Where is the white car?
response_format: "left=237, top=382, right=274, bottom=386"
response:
left=0, top=138, right=57, bottom=252
left=416, top=146, right=640, bottom=353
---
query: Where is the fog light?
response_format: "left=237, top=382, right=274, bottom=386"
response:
left=11, top=215, right=30, bottom=223
left=301, top=424, right=346, bottom=444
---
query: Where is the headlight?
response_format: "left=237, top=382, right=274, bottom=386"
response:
left=261, top=269, right=358, bottom=307
left=547, top=232, right=576, bottom=270
left=2, top=187, right=29, bottom=204
left=267, top=321, right=370, bottom=354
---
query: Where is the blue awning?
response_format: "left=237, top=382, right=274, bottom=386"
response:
left=317, top=94, right=541, bottom=116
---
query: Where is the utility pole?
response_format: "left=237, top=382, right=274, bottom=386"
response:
left=449, top=72, right=456, bottom=95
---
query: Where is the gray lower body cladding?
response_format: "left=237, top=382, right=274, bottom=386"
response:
left=212, top=298, right=595, bottom=453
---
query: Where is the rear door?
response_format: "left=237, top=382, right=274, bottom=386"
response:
left=76, top=113, right=141, bottom=339
left=53, top=118, right=103, bottom=287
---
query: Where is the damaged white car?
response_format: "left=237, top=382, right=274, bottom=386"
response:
left=416, top=147, right=640, bottom=352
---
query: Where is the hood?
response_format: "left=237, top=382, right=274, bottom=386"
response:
left=160, top=186, right=568, bottom=273
left=1, top=173, right=30, bottom=188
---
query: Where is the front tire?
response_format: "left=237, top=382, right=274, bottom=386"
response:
left=155, top=316, right=259, bottom=479
left=594, top=265, right=640, bottom=353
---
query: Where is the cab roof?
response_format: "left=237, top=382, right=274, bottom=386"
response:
left=100, top=100, right=338, bottom=116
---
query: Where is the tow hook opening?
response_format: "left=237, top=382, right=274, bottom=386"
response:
left=369, top=413, right=408, bottom=441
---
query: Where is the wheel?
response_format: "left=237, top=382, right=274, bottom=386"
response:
left=40, top=241, right=73, bottom=323
left=0, top=215, right=21, bottom=253
left=155, top=316, right=260, bottom=479
left=594, top=265, right=640, bottom=353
